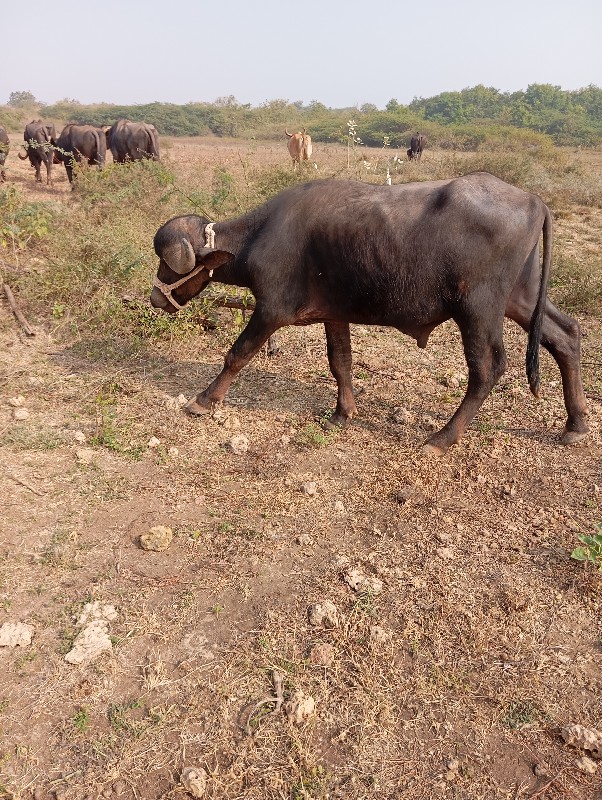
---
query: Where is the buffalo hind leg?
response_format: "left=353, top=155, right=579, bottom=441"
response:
left=185, top=309, right=279, bottom=415
left=424, top=317, right=507, bottom=455
left=506, top=297, right=588, bottom=443
left=324, top=321, right=357, bottom=427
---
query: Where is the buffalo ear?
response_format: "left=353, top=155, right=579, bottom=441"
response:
left=197, top=248, right=233, bottom=272
left=163, top=237, right=196, bottom=274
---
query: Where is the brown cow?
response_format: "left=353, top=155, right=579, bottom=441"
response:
left=285, top=129, right=313, bottom=168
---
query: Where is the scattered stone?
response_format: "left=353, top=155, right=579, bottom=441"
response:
left=561, top=723, right=602, bottom=758
left=180, top=766, right=207, bottom=797
left=334, top=500, right=345, bottom=514
left=75, top=448, right=96, bottom=464
left=223, top=414, right=241, bottom=430
left=533, top=763, right=547, bottom=777
left=423, top=416, right=438, bottom=431
left=344, top=567, right=383, bottom=595
left=72, top=430, right=86, bottom=443
left=77, top=602, right=117, bottom=626
left=301, top=481, right=317, bottom=496
left=392, top=406, right=414, bottom=424
left=436, top=546, right=455, bottom=559
left=8, top=395, right=25, bottom=407
left=392, top=487, right=413, bottom=505
left=296, top=534, right=314, bottom=547
left=168, top=446, right=179, bottom=457
left=308, top=601, right=340, bottom=629
left=140, top=525, right=173, bottom=552
left=33, top=789, right=45, bottom=800
left=165, top=394, right=189, bottom=410
left=309, top=642, right=335, bottom=666
left=12, top=407, right=30, bottom=421
left=369, top=625, right=390, bottom=645
left=576, top=756, right=598, bottom=774
left=0, top=622, right=34, bottom=648
left=280, top=434, right=291, bottom=446
left=112, top=779, right=127, bottom=795
left=147, top=436, right=161, bottom=448
left=229, top=434, right=249, bottom=455
left=285, top=690, right=316, bottom=725
left=64, top=620, right=113, bottom=665
left=177, top=394, right=188, bottom=406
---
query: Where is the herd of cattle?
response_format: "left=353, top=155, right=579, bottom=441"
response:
left=0, top=121, right=428, bottom=184
left=0, top=119, right=160, bottom=186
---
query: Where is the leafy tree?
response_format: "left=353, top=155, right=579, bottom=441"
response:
left=8, top=90, right=37, bottom=107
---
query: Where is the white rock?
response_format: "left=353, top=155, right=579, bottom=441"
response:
left=180, top=766, right=207, bottom=797
left=562, top=723, right=602, bottom=758
left=73, top=430, right=86, bottom=443
left=334, top=500, right=345, bottom=513
left=77, top=602, right=118, bottom=626
left=168, top=447, right=179, bottom=457
left=392, top=406, right=414, bottom=424
left=8, top=395, right=25, bottom=407
left=308, top=601, right=340, bottom=629
left=576, top=756, right=598, bottom=774
left=285, top=690, right=315, bottom=725
left=75, top=448, right=95, bottom=464
left=0, top=622, right=34, bottom=648
left=344, top=568, right=383, bottom=595
left=280, top=434, right=291, bottom=446
left=301, top=481, right=317, bottom=496
left=140, top=525, right=173, bottom=552
left=147, top=436, right=161, bottom=448
left=223, top=415, right=241, bottom=430
left=177, top=394, right=188, bottom=406
left=64, top=620, right=113, bottom=665
left=296, top=534, right=314, bottom=547
left=12, top=408, right=29, bottom=421
left=229, top=434, right=249, bottom=455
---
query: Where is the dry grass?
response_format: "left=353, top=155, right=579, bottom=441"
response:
left=0, top=137, right=601, bottom=800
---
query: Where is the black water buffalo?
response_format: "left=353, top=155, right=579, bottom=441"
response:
left=409, top=132, right=425, bottom=161
left=105, top=119, right=160, bottom=162
left=0, top=125, right=9, bottom=181
left=55, top=123, right=107, bottom=184
left=18, top=120, right=57, bottom=184
left=150, top=173, right=588, bottom=454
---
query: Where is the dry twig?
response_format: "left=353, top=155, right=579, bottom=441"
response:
left=245, top=670, right=284, bottom=736
left=3, top=283, right=36, bottom=337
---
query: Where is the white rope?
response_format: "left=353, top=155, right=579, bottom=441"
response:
left=205, top=222, right=216, bottom=249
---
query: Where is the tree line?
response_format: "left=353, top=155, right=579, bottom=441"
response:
left=3, top=84, right=601, bottom=148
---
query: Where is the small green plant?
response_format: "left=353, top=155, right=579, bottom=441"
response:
left=571, top=525, right=602, bottom=570
left=501, top=700, right=537, bottom=729
left=72, top=707, right=90, bottom=733
left=0, top=185, right=52, bottom=252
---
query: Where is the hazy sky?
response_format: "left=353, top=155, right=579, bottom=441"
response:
left=2, top=0, right=600, bottom=108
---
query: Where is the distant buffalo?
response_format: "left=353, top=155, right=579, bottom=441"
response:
left=0, top=125, right=9, bottom=182
left=105, top=119, right=160, bottom=162
left=408, top=132, right=425, bottom=161
left=55, top=123, right=107, bottom=185
left=18, top=120, right=57, bottom=184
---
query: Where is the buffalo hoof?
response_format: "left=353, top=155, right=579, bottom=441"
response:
left=184, top=397, right=215, bottom=416
left=323, top=413, right=350, bottom=430
left=560, top=428, right=589, bottom=445
left=421, top=440, right=448, bottom=457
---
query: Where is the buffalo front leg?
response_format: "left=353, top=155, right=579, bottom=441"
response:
left=424, top=317, right=507, bottom=455
left=185, top=310, right=280, bottom=416
left=324, top=321, right=357, bottom=426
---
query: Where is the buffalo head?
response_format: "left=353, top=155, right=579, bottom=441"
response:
left=151, top=215, right=232, bottom=313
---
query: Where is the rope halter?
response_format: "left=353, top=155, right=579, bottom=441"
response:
left=153, top=223, right=216, bottom=311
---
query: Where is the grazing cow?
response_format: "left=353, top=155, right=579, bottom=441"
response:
left=409, top=132, right=425, bottom=161
left=285, top=129, right=313, bottom=167
left=0, top=125, right=9, bottom=181
left=105, top=119, right=160, bottom=162
left=150, top=173, right=588, bottom=454
left=18, top=120, right=56, bottom=184
left=55, top=123, right=107, bottom=184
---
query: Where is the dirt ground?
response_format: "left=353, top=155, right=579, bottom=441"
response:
left=0, top=137, right=601, bottom=800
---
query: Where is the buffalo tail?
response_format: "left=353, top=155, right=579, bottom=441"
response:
left=526, top=206, right=552, bottom=398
